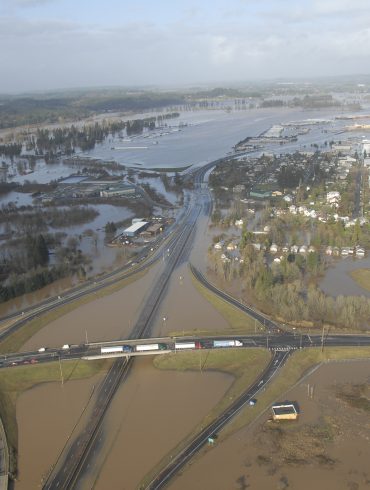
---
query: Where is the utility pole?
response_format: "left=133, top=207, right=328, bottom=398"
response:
left=58, top=356, right=64, bottom=386
left=85, top=329, right=89, bottom=345
left=321, top=325, right=325, bottom=352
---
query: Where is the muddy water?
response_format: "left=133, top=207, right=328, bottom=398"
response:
left=15, top=372, right=104, bottom=489
left=21, top=262, right=162, bottom=350
left=171, top=360, right=370, bottom=490
left=0, top=276, right=76, bottom=318
left=320, top=256, right=370, bottom=298
left=152, top=263, right=230, bottom=337
left=77, top=357, right=233, bottom=490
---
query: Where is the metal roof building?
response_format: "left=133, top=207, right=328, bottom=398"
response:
left=123, top=221, right=149, bottom=237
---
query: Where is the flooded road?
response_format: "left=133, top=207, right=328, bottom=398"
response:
left=171, top=359, right=370, bottom=490
left=76, top=357, right=233, bottom=490
left=15, top=372, right=104, bottom=490
left=152, top=262, right=230, bottom=337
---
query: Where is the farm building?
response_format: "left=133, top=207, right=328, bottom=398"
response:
left=271, top=403, right=298, bottom=421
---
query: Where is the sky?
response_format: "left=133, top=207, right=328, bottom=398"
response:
left=1, top=0, right=370, bottom=93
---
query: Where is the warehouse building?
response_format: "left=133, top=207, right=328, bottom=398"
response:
left=123, top=221, right=149, bottom=237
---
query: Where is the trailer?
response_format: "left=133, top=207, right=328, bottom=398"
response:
left=175, top=342, right=195, bottom=350
left=213, top=340, right=243, bottom=348
left=100, top=345, right=134, bottom=354
left=135, top=343, right=167, bottom=352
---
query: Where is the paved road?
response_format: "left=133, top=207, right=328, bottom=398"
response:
left=144, top=350, right=291, bottom=489
left=42, top=185, right=207, bottom=489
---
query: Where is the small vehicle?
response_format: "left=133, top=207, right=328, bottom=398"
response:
left=38, top=347, right=46, bottom=353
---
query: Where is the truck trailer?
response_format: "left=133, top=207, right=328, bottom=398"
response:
left=175, top=342, right=195, bottom=350
left=213, top=340, right=243, bottom=348
left=135, top=343, right=167, bottom=352
left=101, top=345, right=132, bottom=354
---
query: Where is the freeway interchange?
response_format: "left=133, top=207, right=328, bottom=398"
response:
left=0, top=159, right=369, bottom=489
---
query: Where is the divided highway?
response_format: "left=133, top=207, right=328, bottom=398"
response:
left=42, top=185, right=207, bottom=489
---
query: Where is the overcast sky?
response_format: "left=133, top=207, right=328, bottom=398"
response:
left=1, top=0, right=370, bottom=93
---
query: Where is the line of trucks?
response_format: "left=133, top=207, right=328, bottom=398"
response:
left=100, top=339, right=243, bottom=355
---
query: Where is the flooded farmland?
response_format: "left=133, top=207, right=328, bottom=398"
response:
left=171, top=359, right=370, bottom=490
left=75, top=357, right=233, bottom=490
left=15, top=371, right=105, bottom=490
left=21, top=262, right=161, bottom=350
left=320, top=256, right=370, bottom=298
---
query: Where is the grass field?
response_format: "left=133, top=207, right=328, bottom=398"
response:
left=349, top=268, right=370, bottom=292
left=0, top=358, right=110, bottom=476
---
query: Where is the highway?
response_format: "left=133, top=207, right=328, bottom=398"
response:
left=42, top=176, right=208, bottom=489
left=1, top=153, right=369, bottom=489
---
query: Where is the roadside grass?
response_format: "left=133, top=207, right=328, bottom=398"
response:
left=190, top=273, right=264, bottom=334
left=0, top=358, right=110, bottom=476
left=349, top=268, right=370, bottom=293
left=0, top=269, right=147, bottom=354
left=139, top=348, right=270, bottom=488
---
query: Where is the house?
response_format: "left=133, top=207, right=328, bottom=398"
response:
left=325, top=246, right=333, bottom=256
left=299, top=245, right=307, bottom=254
left=270, top=243, right=278, bottom=254
left=235, top=219, right=244, bottom=228
left=226, top=242, right=238, bottom=251
left=333, top=247, right=340, bottom=256
left=282, top=245, right=289, bottom=254
left=290, top=245, right=299, bottom=254
left=356, top=246, right=365, bottom=257
left=273, top=257, right=281, bottom=263
left=271, top=403, right=298, bottom=421
left=289, top=205, right=297, bottom=214
left=308, top=245, right=316, bottom=253
left=283, top=194, right=293, bottom=202
left=214, top=242, right=223, bottom=250
left=327, top=192, right=341, bottom=209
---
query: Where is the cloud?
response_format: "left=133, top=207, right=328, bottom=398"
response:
left=13, top=0, right=57, bottom=6
left=1, top=1, right=370, bottom=92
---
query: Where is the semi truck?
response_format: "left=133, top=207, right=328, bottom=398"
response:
left=174, top=342, right=204, bottom=349
left=135, top=343, right=167, bottom=352
left=213, top=340, right=243, bottom=348
left=175, top=342, right=195, bottom=350
left=100, top=345, right=132, bottom=354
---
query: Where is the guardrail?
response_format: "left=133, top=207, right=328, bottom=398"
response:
left=0, top=414, right=9, bottom=490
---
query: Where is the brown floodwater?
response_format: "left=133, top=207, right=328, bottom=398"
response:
left=15, top=372, right=105, bottom=489
left=171, top=359, right=370, bottom=490
left=0, top=277, right=75, bottom=318
left=152, top=262, right=230, bottom=337
left=21, top=263, right=162, bottom=351
left=76, top=357, right=233, bottom=490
